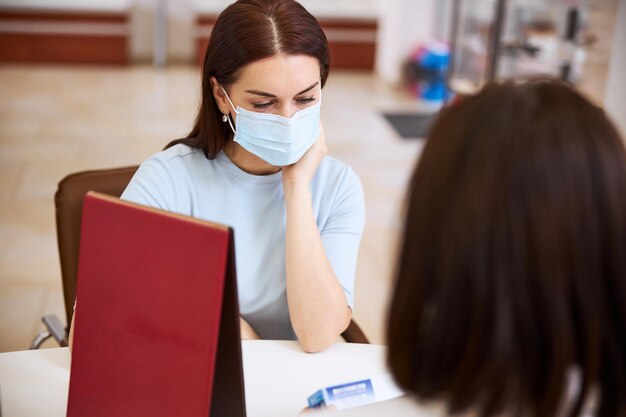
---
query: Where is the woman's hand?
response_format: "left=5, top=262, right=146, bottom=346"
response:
left=240, top=317, right=260, bottom=340
left=282, top=123, right=327, bottom=190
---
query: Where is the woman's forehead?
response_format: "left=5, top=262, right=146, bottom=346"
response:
left=234, top=54, right=321, bottom=96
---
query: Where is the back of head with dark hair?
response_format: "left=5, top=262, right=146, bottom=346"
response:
left=166, top=0, right=330, bottom=157
left=387, top=80, right=626, bottom=417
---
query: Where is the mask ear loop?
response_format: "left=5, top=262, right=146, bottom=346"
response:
left=220, top=86, right=238, bottom=135
left=225, top=114, right=237, bottom=135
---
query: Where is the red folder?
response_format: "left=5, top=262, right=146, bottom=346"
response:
left=67, top=192, right=246, bottom=417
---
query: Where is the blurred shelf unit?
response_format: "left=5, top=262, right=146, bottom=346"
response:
left=0, top=0, right=130, bottom=65
left=194, top=0, right=378, bottom=70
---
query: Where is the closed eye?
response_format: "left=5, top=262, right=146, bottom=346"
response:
left=296, top=97, right=317, bottom=105
left=252, top=101, right=274, bottom=110
left=250, top=96, right=317, bottom=111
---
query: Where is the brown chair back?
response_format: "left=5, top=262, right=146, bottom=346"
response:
left=342, top=319, right=369, bottom=344
left=55, top=166, right=138, bottom=327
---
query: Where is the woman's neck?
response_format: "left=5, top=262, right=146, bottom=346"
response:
left=223, top=140, right=281, bottom=176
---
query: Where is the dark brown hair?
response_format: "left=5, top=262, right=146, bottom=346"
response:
left=166, top=0, right=329, bottom=157
left=387, top=80, right=626, bottom=417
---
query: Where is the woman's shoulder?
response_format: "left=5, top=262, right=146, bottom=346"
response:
left=318, top=155, right=351, bottom=172
left=316, top=156, right=362, bottom=189
left=143, top=143, right=203, bottom=165
left=313, top=156, right=365, bottom=216
left=122, top=145, right=218, bottom=210
left=135, top=144, right=214, bottom=179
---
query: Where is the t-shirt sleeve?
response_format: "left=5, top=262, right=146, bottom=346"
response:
left=320, top=167, right=365, bottom=309
left=120, top=154, right=178, bottom=211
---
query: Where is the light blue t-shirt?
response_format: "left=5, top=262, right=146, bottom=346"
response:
left=121, top=144, right=365, bottom=340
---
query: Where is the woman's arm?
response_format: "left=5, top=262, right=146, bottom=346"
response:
left=282, top=128, right=353, bottom=353
left=240, top=317, right=260, bottom=340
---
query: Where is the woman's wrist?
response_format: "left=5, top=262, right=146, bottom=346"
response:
left=283, top=182, right=311, bottom=206
left=283, top=178, right=310, bottom=195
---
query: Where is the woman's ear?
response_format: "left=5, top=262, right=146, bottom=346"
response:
left=210, top=76, right=231, bottom=115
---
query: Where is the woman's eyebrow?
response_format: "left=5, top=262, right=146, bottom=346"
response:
left=294, top=82, right=319, bottom=96
left=244, top=82, right=319, bottom=99
left=244, top=89, right=276, bottom=98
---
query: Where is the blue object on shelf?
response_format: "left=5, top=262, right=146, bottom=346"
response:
left=409, top=42, right=450, bottom=102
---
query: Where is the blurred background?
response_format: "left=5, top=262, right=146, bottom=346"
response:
left=0, top=0, right=624, bottom=352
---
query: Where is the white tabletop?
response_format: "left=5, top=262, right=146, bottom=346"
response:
left=0, top=340, right=397, bottom=417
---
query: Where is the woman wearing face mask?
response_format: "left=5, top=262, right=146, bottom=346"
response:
left=83, top=0, right=365, bottom=354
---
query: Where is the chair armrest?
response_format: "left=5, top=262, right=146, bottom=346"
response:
left=42, top=314, right=68, bottom=347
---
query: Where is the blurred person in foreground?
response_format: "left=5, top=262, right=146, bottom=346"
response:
left=315, top=80, right=626, bottom=417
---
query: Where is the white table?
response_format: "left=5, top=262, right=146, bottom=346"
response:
left=0, top=340, right=395, bottom=417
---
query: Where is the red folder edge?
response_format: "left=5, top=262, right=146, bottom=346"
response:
left=67, top=192, right=232, bottom=417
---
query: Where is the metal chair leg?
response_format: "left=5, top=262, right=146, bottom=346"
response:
left=30, top=331, right=52, bottom=350
left=29, top=314, right=68, bottom=349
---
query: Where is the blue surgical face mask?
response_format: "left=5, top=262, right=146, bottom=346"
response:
left=221, top=87, right=321, bottom=167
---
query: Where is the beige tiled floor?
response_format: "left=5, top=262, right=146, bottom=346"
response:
left=0, top=9, right=616, bottom=351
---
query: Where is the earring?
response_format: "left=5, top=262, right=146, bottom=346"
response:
left=222, top=114, right=228, bottom=123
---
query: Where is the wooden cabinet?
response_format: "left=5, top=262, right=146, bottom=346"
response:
left=0, top=3, right=130, bottom=65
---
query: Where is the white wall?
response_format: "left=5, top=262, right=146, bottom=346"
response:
left=129, top=0, right=153, bottom=62
left=374, top=0, right=437, bottom=83
left=604, top=0, right=626, bottom=136
left=130, top=0, right=195, bottom=63
left=166, top=0, right=195, bottom=62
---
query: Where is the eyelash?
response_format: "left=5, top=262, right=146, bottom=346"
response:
left=252, top=97, right=317, bottom=110
left=297, top=97, right=317, bottom=105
